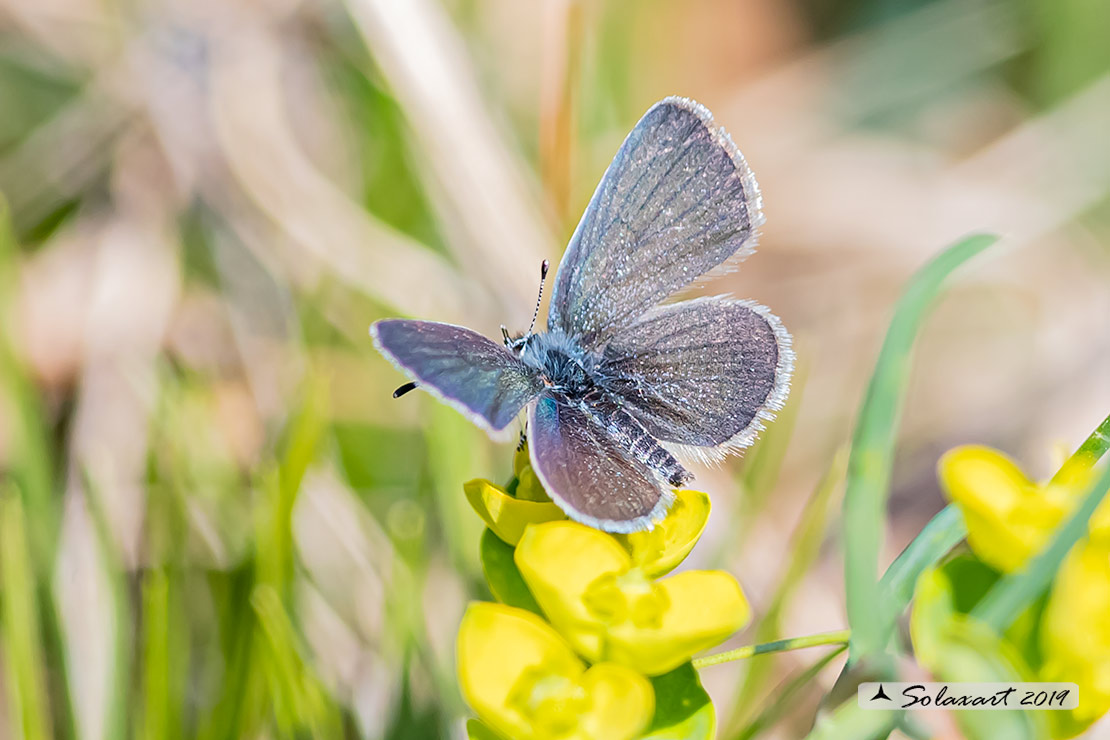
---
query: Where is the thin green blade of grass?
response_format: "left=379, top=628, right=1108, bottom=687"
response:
left=0, top=195, right=57, bottom=570
left=843, top=233, right=998, bottom=664
left=971, top=459, right=1110, bottom=631
left=198, top=377, right=331, bottom=740
left=732, top=645, right=847, bottom=740
left=139, top=570, right=172, bottom=740
left=723, top=446, right=847, bottom=735
left=1049, top=411, right=1110, bottom=483
left=262, top=374, right=330, bottom=595
left=426, top=403, right=486, bottom=576
left=0, top=485, right=53, bottom=740
left=251, top=585, right=345, bottom=738
left=878, top=504, right=966, bottom=625
left=878, top=409, right=1110, bottom=631
left=195, top=565, right=267, bottom=740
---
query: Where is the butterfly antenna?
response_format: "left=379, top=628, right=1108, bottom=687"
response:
left=393, top=381, right=418, bottom=398
left=525, top=259, right=550, bottom=337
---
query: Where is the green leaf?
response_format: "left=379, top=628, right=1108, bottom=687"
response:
left=466, top=718, right=505, bottom=740
left=910, top=563, right=1047, bottom=740
left=641, top=663, right=715, bottom=740
left=479, top=529, right=542, bottom=616
left=804, top=700, right=897, bottom=740
left=843, top=233, right=997, bottom=663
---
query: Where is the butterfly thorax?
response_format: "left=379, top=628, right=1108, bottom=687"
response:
left=519, top=331, right=597, bottom=399
left=520, top=331, right=693, bottom=488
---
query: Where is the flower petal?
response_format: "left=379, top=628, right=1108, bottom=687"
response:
left=603, top=570, right=750, bottom=675
left=516, top=521, right=749, bottom=675
left=465, top=479, right=565, bottom=546
left=457, top=602, right=584, bottom=740
left=576, top=663, right=655, bottom=740
left=615, top=489, right=711, bottom=577
left=1040, top=540, right=1110, bottom=737
left=939, top=446, right=1066, bottom=572
left=457, top=602, right=654, bottom=740
left=514, top=443, right=552, bottom=502
left=515, top=521, right=631, bottom=659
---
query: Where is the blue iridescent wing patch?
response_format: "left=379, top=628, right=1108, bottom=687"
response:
left=371, top=319, right=544, bottom=438
left=527, top=394, right=669, bottom=533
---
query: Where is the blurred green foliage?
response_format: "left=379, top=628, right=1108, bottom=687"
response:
left=1, top=0, right=1109, bottom=739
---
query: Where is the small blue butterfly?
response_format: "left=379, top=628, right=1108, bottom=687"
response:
left=372, top=97, right=793, bottom=532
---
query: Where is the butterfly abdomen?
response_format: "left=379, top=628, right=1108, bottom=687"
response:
left=590, top=401, right=692, bottom=488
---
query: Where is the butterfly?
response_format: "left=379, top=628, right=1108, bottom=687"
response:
left=371, top=97, right=793, bottom=533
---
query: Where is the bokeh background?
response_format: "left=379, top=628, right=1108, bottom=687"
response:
left=1, top=0, right=1108, bottom=738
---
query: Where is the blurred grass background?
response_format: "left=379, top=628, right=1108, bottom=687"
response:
left=0, top=0, right=1108, bottom=738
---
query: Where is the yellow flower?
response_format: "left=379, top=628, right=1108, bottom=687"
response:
left=513, top=444, right=551, bottom=503
left=938, top=446, right=1102, bottom=573
left=464, top=479, right=565, bottom=546
left=514, top=521, right=749, bottom=676
left=457, top=602, right=654, bottom=740
left=614, top=489, right=711, bottom=578
left=1040, top=539, right=1110, bottom=738
left=936, top=444, right=1110, bottom=736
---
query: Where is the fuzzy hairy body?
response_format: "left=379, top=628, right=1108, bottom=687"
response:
left=519, top=330, right=693, bottom=487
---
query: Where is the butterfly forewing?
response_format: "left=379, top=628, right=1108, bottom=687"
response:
left=598, top=297, right=792, bottom=452
left=548, top=97, right=763, bottom=348
left=527, top=394, right=668, bottom=532
left=371, top=319, right=544, bottom=436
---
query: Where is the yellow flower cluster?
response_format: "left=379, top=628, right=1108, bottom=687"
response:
left=915, top=445, right=1110, bottom=738
left=458, top=446, right=748, bottom=740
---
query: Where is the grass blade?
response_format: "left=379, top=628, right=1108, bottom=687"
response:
left=843, top=233, right=998, bottom=663
left=878, top=410, right=1110, bottom=629
left=0, top=485, right=53, bottom=740
left=878, top=504, right=967, bottom=624
left=0, top=195, right=57, bottom=570
left=723, top=446, right=847, bottom=734
left=732, top=645, right=848, bottom=740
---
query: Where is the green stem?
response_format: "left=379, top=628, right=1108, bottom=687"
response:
left=1050, top=411, right=1110, bottom=485
left=693, top=629, right=851, bottom=668
left=733, top=645, right=848, bottom=740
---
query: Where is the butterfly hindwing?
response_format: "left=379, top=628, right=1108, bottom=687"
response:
left=597, top=297, right=793, bottom=455
left=547, top=97, right=763, bottom=348
left=371, top=319, right=544, bottom=438
left=527, top=394, right=668, bottom=532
